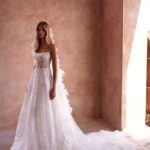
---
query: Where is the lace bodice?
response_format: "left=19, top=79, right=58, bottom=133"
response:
left=32, top=51, right=51, bottom=68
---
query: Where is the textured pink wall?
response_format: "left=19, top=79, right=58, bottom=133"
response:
left=0, top=0, right=102, bottom=130
left=101, top=0, right=123, bottom=129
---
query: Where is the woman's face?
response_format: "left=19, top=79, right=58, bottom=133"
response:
left=37, top=25, right=46, bottom=39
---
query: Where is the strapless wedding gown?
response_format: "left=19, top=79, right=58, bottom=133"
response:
left=10, top=51, right=136, bottom=150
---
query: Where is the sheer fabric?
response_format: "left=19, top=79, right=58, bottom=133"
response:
left=10, top=51, right=136, bottom=150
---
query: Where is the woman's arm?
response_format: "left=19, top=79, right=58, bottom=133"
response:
left=50, top=43, right=57, bottom=90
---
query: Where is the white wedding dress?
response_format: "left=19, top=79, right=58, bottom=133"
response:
left=10, top=50, right=136, bottom=150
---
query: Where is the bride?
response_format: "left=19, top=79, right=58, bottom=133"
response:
left=10, top=21, right=136, bottom=150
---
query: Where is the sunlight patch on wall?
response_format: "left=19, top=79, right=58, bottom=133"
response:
left=125, top=0, right=150, bottom=139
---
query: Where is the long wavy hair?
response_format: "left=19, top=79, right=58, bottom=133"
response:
left=31, top=21, right=54, bottom=51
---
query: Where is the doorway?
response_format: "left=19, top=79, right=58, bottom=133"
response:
left=146, top=37, right=150, bottom=126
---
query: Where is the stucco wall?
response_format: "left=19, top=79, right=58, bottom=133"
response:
left=101, top=0, right=123, bottom=129
left=0, top=0, right=102, bottom=130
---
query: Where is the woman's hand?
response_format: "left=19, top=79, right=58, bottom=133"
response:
left=49, top=87, right=56, bottom=100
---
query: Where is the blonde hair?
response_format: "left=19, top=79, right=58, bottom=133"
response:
left=31, top=21, right=54, bottom=51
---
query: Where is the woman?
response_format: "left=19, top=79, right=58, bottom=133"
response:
left=10, top=21, right=136, bottom=150
left=32, top=21, right=57, bottom=100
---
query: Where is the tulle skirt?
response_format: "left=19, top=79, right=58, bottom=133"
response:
left=10, top=67, right=136, bottom=150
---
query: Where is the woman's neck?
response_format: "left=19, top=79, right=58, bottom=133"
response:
left=40, top=38, right=47, bottom=45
